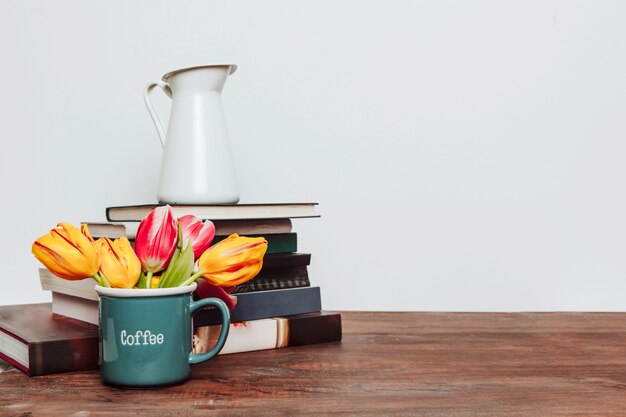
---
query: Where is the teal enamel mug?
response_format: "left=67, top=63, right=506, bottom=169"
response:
left=95, top=282, right=229, bottom=387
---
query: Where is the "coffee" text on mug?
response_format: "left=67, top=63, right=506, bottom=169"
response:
left=120, top=330, right=165, bottom=346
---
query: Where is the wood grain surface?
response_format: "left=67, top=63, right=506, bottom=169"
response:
left=1, top=312, right=625, bottom=416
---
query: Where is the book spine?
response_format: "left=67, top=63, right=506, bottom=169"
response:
left=213, top=218, right=293, bottom=236
left=106, top=203, right=319, bottom=222
left=51, top=293, right=100, bottom=325
left=232, top=265, right=310, bottom=294
left=262, top=253, right=311, bottom=269
left=29, top=336, right=99, bottom=376
left=39, top=269, right=99, bottom=301
left=287, top=313, right=343, bottom=346
left=213, top=233, right=297, bottom=254
left=193, top=312, right=342, bottom=356
left=193, top=287, right=322, bottom=327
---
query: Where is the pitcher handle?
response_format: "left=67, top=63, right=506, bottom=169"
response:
left=143, top=81, right=172, bottom=148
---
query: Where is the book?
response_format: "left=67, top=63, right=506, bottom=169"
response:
left=0, top=303, right=99, bottom=376
left=106, top=203, right=319, bottom=222
left=213, top=233, right=298, bottom=254
left=234, top=252, right=312, bottom=293
left=83, top=218, right=294, bottom=239
left=194, top=287, right=322, bottom=326
left=261, top=253, right=311, bottom=269
left=233, top=265, right=310, bottom=294
left=39, top=269, right=99, bottom=301
left=193, top=312, right=342, bottom=355
left=51, top=292, right=99, bottom=325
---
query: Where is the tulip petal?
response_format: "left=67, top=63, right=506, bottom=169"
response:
left=195, top=278, right=237, bottom=310
left=180, top=215, right=215, bottom=260
left=80, top=224, right=95, bottom=242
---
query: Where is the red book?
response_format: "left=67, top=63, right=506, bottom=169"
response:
left=0, top=303, right=99, bottom=376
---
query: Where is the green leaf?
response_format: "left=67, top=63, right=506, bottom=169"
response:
left=137, top=270, right=148, bottom=289
left=158, top=247, right=181, bottom=288
left=160, top=244, right=195, bottom=288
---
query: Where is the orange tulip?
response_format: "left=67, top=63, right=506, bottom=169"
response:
left=32, top=222, right=100, bottom=280
left=95, top=237, right=142, bottom=288
left=197, top=234, right=267, bottom=287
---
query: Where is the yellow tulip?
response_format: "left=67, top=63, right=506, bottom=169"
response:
left=197, top=234, right=268, bottom=287
left=32, top=222, right=100, bottom=280
left=95, top=237, right=142, bottom=289
left=80, top=224, right=95, bottom=242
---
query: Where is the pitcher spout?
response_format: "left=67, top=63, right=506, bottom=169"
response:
left=163, top=64, right=236, bottom=92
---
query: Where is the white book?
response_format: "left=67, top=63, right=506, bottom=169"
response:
left=39, top=269, right=98, bottom=301
left=80, top=222, right=140, bottom=239
left=51, top=292, right=99, bottom=325
left=193, top=312, right=341, bottom=356
left=194, top=319, right=287, bottom=355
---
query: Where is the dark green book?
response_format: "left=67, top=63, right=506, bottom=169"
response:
left=212, top=233, right=297, bottom=254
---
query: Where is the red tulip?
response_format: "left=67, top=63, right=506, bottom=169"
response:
left=134, top=205, right=177, bottom=274
left=179, top=215, right=215, bottom=260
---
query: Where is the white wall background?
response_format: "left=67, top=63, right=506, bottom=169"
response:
left=1, top=0, right=625, bottom=311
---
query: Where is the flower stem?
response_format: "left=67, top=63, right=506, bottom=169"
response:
left=145, top=271, right=154, bottom=289
left=92, top=273, right=110, bottom=287
left=91, top=274, right=102, bottom=286
left=99, top=272, right=111, bottom=288
left=179, top=270, right=205, bottom=287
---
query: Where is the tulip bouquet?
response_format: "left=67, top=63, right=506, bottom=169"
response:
left=32, top=206, right=268, bottom=309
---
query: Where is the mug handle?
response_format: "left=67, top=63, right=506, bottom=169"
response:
left=188, top=298, right=230, bottom=364
left=143, top=81, right=172, bottom=148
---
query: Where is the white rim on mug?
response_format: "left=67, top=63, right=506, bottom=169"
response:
left=95, top=282, right=197, bottom=298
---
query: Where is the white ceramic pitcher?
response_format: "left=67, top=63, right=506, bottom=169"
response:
left=144, top=64, right=240, bottom=204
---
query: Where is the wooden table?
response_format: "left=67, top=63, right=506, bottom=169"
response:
left=1, top=312, right=625, bottom=416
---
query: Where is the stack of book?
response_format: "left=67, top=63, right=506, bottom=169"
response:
left=0, top=203, right=342, bottom=376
